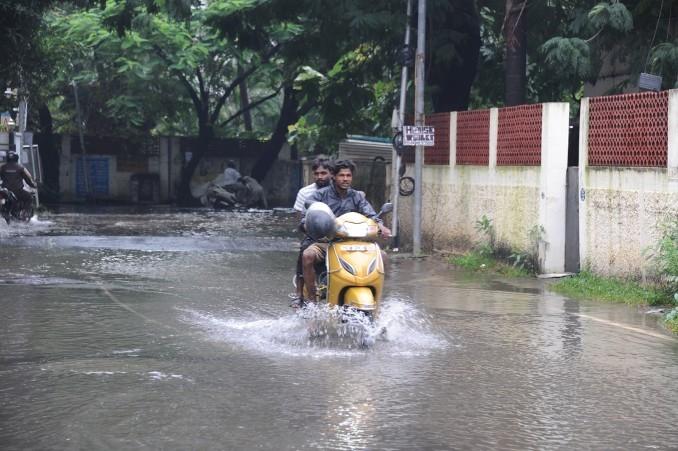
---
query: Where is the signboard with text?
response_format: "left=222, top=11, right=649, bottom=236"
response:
left=403, top=126, right=435, bottom=146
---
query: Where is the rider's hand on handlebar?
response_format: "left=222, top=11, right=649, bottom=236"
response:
left=378, top=223, right=392, bottom=239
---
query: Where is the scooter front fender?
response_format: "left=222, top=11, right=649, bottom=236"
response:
left=343, top=287, right=376, bottom=311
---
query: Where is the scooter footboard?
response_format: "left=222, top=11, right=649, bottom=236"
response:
left=343, top=287, right=376, bottom=311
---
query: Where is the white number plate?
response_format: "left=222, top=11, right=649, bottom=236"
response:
left=342, top=245, right=370, bottom=251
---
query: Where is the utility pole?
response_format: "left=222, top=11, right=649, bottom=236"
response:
left=413, top=0, right=426, bottom=255
left=391, top=0, right=413, bottom=252
left=14, top=97, right=27, bottom=158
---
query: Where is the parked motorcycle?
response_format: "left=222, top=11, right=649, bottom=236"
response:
left=0, top=187, right=35, bottom=224
left=298, top=201, right=393, bottom=321
left=201, top=176, right=268, bottom=209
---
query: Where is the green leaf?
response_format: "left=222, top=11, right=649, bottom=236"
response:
left=588, top=2, right=632, bottom=32
left=205, top=0, right=268, bottom=17
left=294, top=66, right=326, bottom=83
left=606, top=3, right=633, bottom=32
left=541, top=37, right=591, bottom=79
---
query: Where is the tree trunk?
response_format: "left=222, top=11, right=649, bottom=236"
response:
left=503, top=0, right=527, bottom=106
left=178, top=111, right=213, bottom=205
left=36, top=103, right=58, bottom=201
left=251, top=86, right=299, bottom=182
left=238, top=64, right=253, bottom=132
left=428, top=0, right=481, bottom=112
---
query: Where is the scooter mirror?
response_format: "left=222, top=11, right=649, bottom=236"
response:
left=378, top=202, right=393, bottom=217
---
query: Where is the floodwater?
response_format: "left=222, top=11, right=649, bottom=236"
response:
left=1, top=207, right=677, bottom=450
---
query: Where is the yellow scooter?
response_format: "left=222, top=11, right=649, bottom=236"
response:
left=302, top=202, right=392, bottom=320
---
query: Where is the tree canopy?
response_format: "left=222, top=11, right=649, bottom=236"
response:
left=2, top=0, right=677, bottom=201
left=473, top=0, right=677, bottom=110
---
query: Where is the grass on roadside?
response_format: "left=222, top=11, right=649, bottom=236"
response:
left=663, top=308, right=678, bottom=334
left=549, top=271, right=671, bottom=306
left=449, top=251, right=533, bottom=278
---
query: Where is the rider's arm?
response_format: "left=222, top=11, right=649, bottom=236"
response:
left=355, top=191, right=380, bottom=222
left=293, top=189, right=305, bottom=214
left=21, top=168, right=37, bottom=189
left=355, top=191, right=391, bottom=238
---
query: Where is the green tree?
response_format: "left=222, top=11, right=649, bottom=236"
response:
left=538, top=1, right=678, bottom=95
left=427, top=0, right=482, bottom=112
left=0, top=0, right=54, bottom=89
left=503, top=0, right=527, bottom=106
left=472, top=1, right=678, bottom=111
left=47, top=0, right=294, bottom=202
left=206, top=0, right=407, bottom=173
left=40, top=0, right=487, bottom=202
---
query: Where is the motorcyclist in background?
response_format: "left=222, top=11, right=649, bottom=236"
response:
left=0, top=152, right=37, bottom=211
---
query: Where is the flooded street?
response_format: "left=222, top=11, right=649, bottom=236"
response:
left=1, top=208, right=677, bottom=450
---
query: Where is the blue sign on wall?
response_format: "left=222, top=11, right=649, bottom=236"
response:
left=76, top=157, right=109, bottom=197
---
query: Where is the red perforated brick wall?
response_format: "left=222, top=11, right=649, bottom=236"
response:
left=497, top=104, right=543, bottom=166
left=456, top=109, right=490, bottom=165
left=424, top=113, right=450, bottom=165
left=587, top=91, right=668, bottom=167
left=401, top=113, right=450, bottom=165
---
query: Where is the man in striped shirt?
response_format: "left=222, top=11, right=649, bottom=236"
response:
left=293, top=158, right=332, bottom=216
left=291, top=157, right=332, bottom=306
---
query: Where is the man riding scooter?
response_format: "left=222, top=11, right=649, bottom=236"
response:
left=0, top=151, right=37, bottom=218
left=298, top=159, right=391, bottom=306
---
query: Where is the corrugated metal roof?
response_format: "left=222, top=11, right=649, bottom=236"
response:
left=338, top=138, right=393, bottom=163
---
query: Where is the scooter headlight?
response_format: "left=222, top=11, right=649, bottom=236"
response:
left=338, top=256, right=357, bottom=275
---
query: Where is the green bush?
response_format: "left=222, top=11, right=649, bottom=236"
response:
left=663, top=307, right=678, bottom=334
left=649, top=216, right=678, bottom=297
left=449, top=216, right=540, bottom=277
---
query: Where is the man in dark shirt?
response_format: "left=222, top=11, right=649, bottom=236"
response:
left=300, top=159, right=390, bottom=303
left=0, top=152, right=37, bottom=209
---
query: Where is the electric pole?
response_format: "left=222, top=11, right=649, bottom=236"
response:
left=391, top=0, right=413, bottom=252
left=413, top=0, right=426, bottom=255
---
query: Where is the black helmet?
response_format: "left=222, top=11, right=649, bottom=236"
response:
left=7, top=152, right=18, bottom=163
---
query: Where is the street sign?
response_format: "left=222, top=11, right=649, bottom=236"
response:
left=403, top=125, right=435, bottom=146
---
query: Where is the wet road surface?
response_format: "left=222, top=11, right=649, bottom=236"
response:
left=1, top=207, right=677, bottom=450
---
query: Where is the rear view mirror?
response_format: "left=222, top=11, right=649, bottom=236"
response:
left=378, top=202, right=393, bottom=217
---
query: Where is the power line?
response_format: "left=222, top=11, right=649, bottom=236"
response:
left=644, top=0, right=665, bottom=72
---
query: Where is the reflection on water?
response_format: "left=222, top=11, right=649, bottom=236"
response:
left=1, top=207, right=677, bottom=450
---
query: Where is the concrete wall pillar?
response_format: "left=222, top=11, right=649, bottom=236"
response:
left=669, top=89, right=678, bottom=185
left=449, top=112, right=457, bottom=168
left=489, top=108, right=498, bottom=169
left=578, top=98, right=590, bottom=271
left=539, top=102, right=570, bottom=273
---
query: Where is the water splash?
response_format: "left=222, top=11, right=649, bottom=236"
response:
left=181, top=298, right=447, bottom=358
left=28, top=215, right=53, bottom=227
left=0, top=215, right=52, bottom=236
